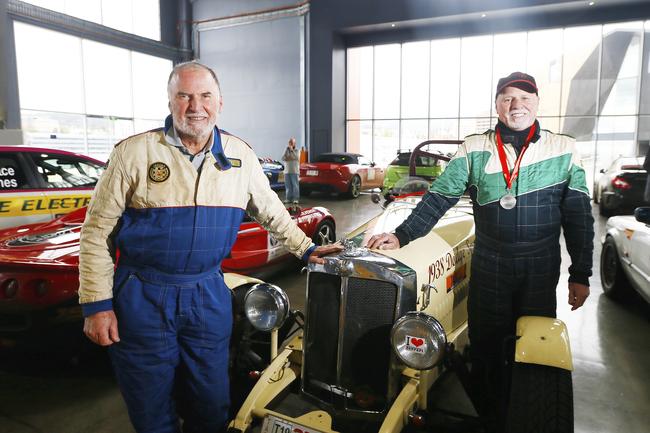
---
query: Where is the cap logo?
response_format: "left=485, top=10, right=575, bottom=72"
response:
left=148, top=162, right=170, bottom=182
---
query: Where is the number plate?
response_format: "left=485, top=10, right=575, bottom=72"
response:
left=306, top=170, right=318, bottom=176
left=261, top=415, right=322, bottom=433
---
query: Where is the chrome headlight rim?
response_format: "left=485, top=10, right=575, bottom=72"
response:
left=243, top=283, right=290, bottom=332
left=390, top=311, right=447, bottom=370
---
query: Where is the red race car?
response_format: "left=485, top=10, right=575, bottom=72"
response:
left=299, top=152, right=385, bottom=199
left=0, top=205, right=335, bottom=344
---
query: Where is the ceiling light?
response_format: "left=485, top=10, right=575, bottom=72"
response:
left=481, top=13, right=487, bottom=18
left=391, top=23, right=396, bottom=27
left=588, top=1, right=595, bottom=5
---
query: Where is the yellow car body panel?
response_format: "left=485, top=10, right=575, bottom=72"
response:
left=515, top=316, right=573, bottom=371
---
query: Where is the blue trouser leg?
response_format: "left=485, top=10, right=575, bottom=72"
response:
left=285, top=173, right=299, bottom=202
left=108, top=266, right=232, bottom=433
left=467, top=244, right=560, bottom=429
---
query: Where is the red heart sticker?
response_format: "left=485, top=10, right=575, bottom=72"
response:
left=411, top=337, right=424, bottom=347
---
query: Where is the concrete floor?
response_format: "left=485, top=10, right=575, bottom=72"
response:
left=0, top=190, right=648, bottom=433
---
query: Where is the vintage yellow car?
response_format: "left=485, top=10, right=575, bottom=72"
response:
left=229, top=182, right=574, bottom=433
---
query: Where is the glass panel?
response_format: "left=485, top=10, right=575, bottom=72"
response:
left=87, top=117, right=134, bottom=161
left=400, top=120, right=428, bottom=151
left=537, top=117, right=561, bottom=134
left=459, top=118, right=492, bottom=139
left=64, top=0, right=102, bottom=23
left=102, top=0, right=133, bottom=34
left=131, top=0, right=161, bottom=40
left=134, top=119, right=163, bottom=135
left=638, top=115, right=650, bottom=153
left=373, top=120, right=399, bottom=166
left=21, top=110, right=87, bottom=155
left=639, top=22, right=650, bottom=114
left=561, top=25, right=602, bottom=116
left=491, top=32, right=528, bottom=104
left=132, top=52, right=172, bottom=120
left=22, top=0, right=65, bottom=13
left=401, top=41, right=430, bottom=119
left=82, top=40, right=133, bottom=117
left=430, top=38, right=460, bottom=118
left=346, top=120, right=372, bottom=157
left=31, top=153, right=105, bottom=188
left=460, top=35, right=493, bottom=117
left=594, top=116, right=637, bottom=189
left=527, top=29, right=563, bottom=117
left=429, top=119, right=459, bottom=141
left=14, top=22, right=84, bottom=113
left=347, top=47, right=374, bottom=120
left=374, top=44, right=401, bottom=119
left=600, top=22, right=643, bottom=115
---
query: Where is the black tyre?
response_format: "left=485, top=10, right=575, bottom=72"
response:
left=313, top=220, right=335, bottom=246
left=345, top=175, right=361, bottom=199
left=599, top=199, right=614, bottom=217
left=506, top=363, right=573, bottom=433
left=600, top=236, right=631, bottom=300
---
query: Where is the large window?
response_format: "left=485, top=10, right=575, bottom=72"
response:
left=20, top=0, right=160, bottom=40
left=14, top=22, right=172, bottom=161
left=346, top=20, right=649, bottom=191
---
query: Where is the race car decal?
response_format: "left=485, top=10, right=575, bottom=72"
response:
left=267, top=232, right=287, bottom=262
left=0, top=167, right=18, bottom=189
left=0, top=194, right=91, bottom=217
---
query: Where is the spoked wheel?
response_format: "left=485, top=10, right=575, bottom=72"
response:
left=600, top=236, right=630, bottom=300
left=313, top=220, right=336, bottom=246
left=346, top=175, right=361, bottom=198
left=506, top=363, right=573, bottom=433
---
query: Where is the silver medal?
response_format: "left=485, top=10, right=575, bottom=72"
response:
left=500, top=193, right=517, bottom=209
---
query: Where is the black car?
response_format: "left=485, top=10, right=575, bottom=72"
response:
left=594, top=156, right=647, bottom=216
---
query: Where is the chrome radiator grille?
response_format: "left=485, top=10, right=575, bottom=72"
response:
left=302, top=272, right=401, bottom=413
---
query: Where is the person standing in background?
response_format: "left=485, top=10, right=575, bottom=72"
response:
left=283, top=137, right=300, bottom=204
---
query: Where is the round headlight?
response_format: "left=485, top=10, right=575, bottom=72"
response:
left=244, top=283, right=290, bottom=332
left=390, top=311, right=446, bottom=370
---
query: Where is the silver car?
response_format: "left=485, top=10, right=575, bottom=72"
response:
left=601, top=206, right=650, bottom=303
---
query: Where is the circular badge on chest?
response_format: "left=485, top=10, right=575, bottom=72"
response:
left=148, top=162, right=170, bottom=182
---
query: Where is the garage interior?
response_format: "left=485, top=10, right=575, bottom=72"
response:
left=0, top=1, right=649, bottom=433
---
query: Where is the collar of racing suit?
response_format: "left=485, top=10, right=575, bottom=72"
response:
left=496, top=119, right=541, bottom=155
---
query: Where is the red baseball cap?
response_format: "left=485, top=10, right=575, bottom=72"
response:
left=496, top=71, right=538, bottom=96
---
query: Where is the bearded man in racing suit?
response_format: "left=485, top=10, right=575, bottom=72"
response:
left=367, top=72, right=594, bottom=431
left=78, top=61, right=340, bottom=433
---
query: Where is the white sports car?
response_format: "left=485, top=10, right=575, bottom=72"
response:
left=600, top=206, right=650, bottom=303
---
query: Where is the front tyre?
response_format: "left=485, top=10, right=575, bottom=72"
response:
left=600, top=236, right=630, bottom=299
left=345, top=175, right=361, bottom=199
left=506, top=363, right=573, bottom=433
left=313, top=220, right=335, bottom=246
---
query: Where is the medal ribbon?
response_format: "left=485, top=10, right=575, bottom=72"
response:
left=495, top=123, right=537, bottom=190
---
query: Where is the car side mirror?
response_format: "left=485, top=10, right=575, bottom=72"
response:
left=599, top=168, right=606, bottom=174
left=634, top=206, right=650, bottom=225
left=370, top=162, right=376, bottom=167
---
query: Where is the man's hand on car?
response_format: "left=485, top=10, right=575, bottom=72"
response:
left=84, top=310, right=120, bottom=346
left=308, top=243, right=344, bottom=264
left=366, top=233, right=401, bottom=250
